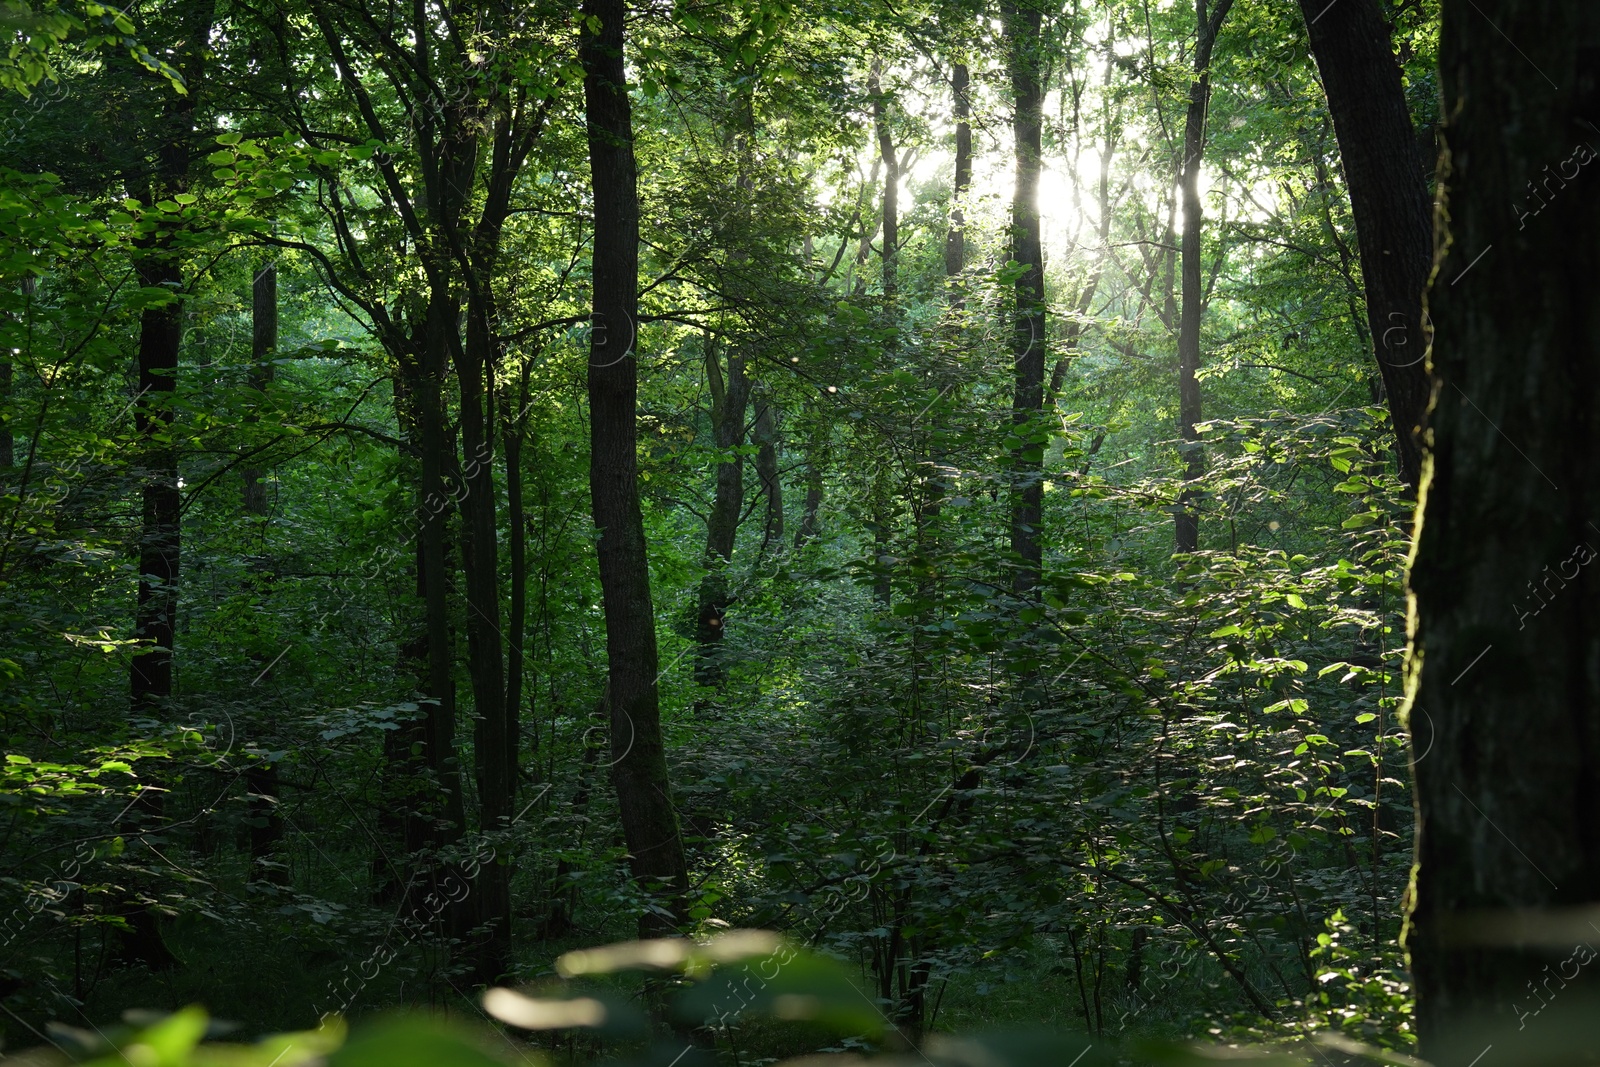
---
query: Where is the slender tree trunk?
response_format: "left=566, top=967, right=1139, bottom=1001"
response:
left=131, top=272, right=181, bottom=714
left=869, top=467, right=894, bottom=607
left=375, top=377, right=432, bottom=906
left=121, top=0, right=217, bottom=971
left=944, top=61, right=971, bottom=288
left=850, top=155, right=883, bottom=297
left=1406, top=3, right=1600, bottom=1058
left=794, top=455, right=824, bottom=550
left=458, top=290, right=511, bottom=980
left=926, top=59, right=972, bottom=539
left=241, top=263, right=276, bottom=516
left=0, top=282, right=17, bottom=471
left=414, top=304, right=467, bottom=846
left=695, top=337, right=750, bottom=689
left=869, top=62, right=899, bottom=304
left=1296, top=0, right=1432, bottom=491
left=582, top=0, right=689, bottom=935
left=753, top=389, right=782, bottom=553
left=1174, top=0, right=1233, bottom=554
left=504, top=363, right=532, bottom=776
left=242, top=262, right=287, bottom=885
left=460, top=89, right=541, bottom=985
left=1002, top=0, right=1047, bottom=596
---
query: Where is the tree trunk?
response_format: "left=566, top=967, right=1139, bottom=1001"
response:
left=131, top=264, right=182, bottom=715
left=413, top=303, right=467, bottom=848
left=459, top=294, right=511, bottom=980
left=695, top=336, right=750, bottom=689
left=1174, top=0, right=1233, bottom=554
left=504, top=362, right=532, bottom=780
left=753, top=389, right=782, bottom=553
left=794, top=455, right=824, bottom=550
left=242, top=261, right=286, bottom=886
left=582, top=0, right=689, bottom=935
left=944, top=61, right=971, bottom=288
left=1405, top=5, right=1600, bottom=1058
left=121, top=0, right=218, bottom=971
left=241, top=262, right=276, bottom=516
left=1002, top=0, right=1047, bottom=596
left=1297, top=0, right=1432, bottom=491
left=869, top=61, right=899, bottom=304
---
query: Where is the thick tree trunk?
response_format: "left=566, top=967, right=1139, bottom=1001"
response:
left=1002, top=0, right=1047, bottom=596
left=1405, top=5, right=1600, bottom=1059
left=582, top=0, right=689, bottom=935
left=413, top=305, right=467, bottom=847
left=695, top=338, right=750, bottom=689
left=1174, top=0, right=1232, bottom=555
left=1297, top=0, right=1432, bottom=491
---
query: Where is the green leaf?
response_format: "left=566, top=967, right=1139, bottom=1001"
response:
left=329, top=1018, right=516, bottom=1067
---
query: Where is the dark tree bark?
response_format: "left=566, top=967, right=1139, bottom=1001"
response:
left=503, top=359, right=534, bottom=785
left=121, top=0, right=218, bottom=971
left=1405, top=5, right=1600, bottom=1059
left=0, top=281, right=17, bottom=471
left=944, top=61, right=971, bottom=288
left=753, top=389, right=782, bottom=553
left=869, top=61, right=899, bottom=304
left=455, top=90, right=542, bottom=980
left=695, top=336, right=751, bottom=689
left=1002, top=0, right=1047, bottom=595
left=130, top=269, right=181, bottom=714
left=581, top=0, right=689, bottom=935
left=794, top=455, right=824, bottom=550
left=242, top=261, right=287, bottom=886
left=413, top=299, right=467, bottom=846
left=1297, top=0, right=1432, bottom=491
left=1174, top=0, right=1232, bottom=554
left=925, top=57, right=972, bottom=539
left=241, top=262, right=276, bottom=517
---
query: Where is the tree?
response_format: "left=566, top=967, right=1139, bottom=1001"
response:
left=1297, top=0, right=1433, bottom=491
left=694, top=331, right=751, bottom=689
left=1002, top=0, right=1047, bottom=595
left=241, top=260, right=286, bottom=886
left=1174, top=0, right=1232, bottom=554
left=1404, top=0, right=1600, bottom=1057
left=581, top=0, right=690, bottom=935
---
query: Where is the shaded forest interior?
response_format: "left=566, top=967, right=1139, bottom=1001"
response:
left=3, top=0, right=1597, bottom=1064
